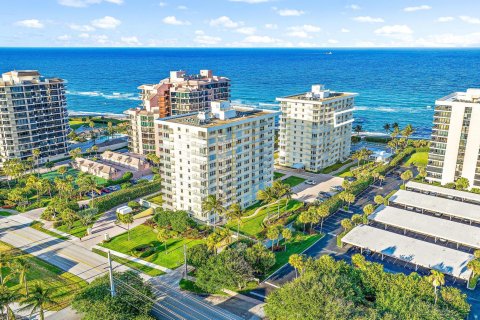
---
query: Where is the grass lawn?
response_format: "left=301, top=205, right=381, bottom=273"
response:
left=268, top=233, right=323, bottom=277
left=41, top=167, right=108, bottom=185
left=100, top=224, right=206, bottom=269
left=274, top=172, right=286, bottom=180
left=92, top=248, right=164, bottom=277
left=281, top=176, right=306, bottom=187
left=228, top=199, right=303, bottom=239
left=321, top=160, right=353, bottom=174
left=404, top=151, right=428, bottom=167
left=146, top=194, right=163, bottom=206
left=30, top=221, right=69, bottom=240
left=0, top=211, right=12, bottom=216
left=0, top=241, right=87, bottom=311
left=57, top=212, right=103, bottom=238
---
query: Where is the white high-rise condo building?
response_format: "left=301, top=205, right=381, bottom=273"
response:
left=156, top=101, right=279, bottom=223
left=0, top=70, right=69, bottom=166
left=125, top=70, right=230, bottom=155
left=277, top=85, right=357, bottom=172
left=426, top=88, right=480, bottom=188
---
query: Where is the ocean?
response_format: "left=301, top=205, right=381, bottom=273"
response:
left=1, top=48, right=480, bottom=138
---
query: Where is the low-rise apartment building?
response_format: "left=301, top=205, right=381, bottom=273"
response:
left=277, top=85, right=357, bottom=172
left=0, top=70, right=70, bottom=166
left=427, top=88, right=480, bottom=188
left=125, top=70, right=230, bottom=155
left=156, top=101, right=278, bottom=223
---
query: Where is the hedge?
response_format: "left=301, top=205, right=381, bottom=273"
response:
left=91, top=181, right=161, bottom=212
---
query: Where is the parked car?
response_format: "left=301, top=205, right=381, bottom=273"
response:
left=317, top=191, right=332, bottom=199
left=345, top=176, right=357, bottom=182
left=330, top=186, right=343, bottom=192
left=305, top=180, right=316, bottom=185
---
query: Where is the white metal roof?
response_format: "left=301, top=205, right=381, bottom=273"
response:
left=406, top=181, right=480, bottom=204
left=369, top=205, right=480, bottom=249
left=342, top=225, right=473, bottom=280
left=389, top=189, right=480, bottom=223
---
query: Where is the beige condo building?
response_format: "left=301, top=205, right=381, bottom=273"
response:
left=427, top=88, right=480, bottom=188
left=277, top=85, right=357, bottom=172
left=125, top=70, right=230, bottom=155
left=0, top=70, right=70, bottom=166
left=156, top=101, right=279, bottom=223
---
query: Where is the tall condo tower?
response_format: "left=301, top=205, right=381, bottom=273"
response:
left=0, top=70, right=69, bottom=166
left=426, top=88, right=480, bottom=188
left=277, top=85, right=357, bottom=172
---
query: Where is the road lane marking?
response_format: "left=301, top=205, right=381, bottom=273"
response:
left=265, top=281, right=280, bottom=288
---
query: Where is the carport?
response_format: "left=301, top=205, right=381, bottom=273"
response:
left=341, top=225, right=474, bottom=284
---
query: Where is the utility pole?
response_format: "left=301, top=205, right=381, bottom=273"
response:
left=108, top=250, right=116, bottom=297
left=183, top=244, right=187, bottom=279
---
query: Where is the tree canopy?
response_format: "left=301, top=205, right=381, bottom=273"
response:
left=265, top=255, right=470, bottom=320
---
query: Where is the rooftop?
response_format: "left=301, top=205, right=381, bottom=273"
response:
left=342, top=225, right=473, bottom=280
left=157, top=105, right=278, bottom=128
left=437, top=88, right=480, bottom=104
left=389, top=189, right=480, bottom=223
left=1, top=70, right=63, bottom=86
left=369, top=205, right=480, bottom=249
left=277, top=84, right=357, bottom=103
left=406, top=181, right=480, bottom=204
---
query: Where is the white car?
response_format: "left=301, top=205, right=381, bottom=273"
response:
left=305, top=180, right=316, bottom=185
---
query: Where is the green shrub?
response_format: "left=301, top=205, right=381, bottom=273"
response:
left=131, top=244, right=156, bottom=258
left=92, top=181, right=161, bottom=212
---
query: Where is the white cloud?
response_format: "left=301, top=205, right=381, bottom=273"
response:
left=328, top=39, right=339, bottom=44
left=121, top=36, right=142, bottom=46
left=194, top=31, right=222, bottom=45
left=57, top=34, right=71, bottom=41
left=159, top=2, right=167, bottom=6
left=286, top=31, right=310, bottom=38
left=353, top=16, right=385, bottom=23
left=415, top=32, right=480, bottom=47
left=375, top=25, right=413, bottom=35
left=437, top=17, right=455, bottom=23
left=265, top=23, right=277, bottom=30
left=345, top=4, right=360, bottom=10
left=78, top=33, right=90, bottom=38
left=91, top=16, right=121, bottom=29
left=243, top=35, right=279, bottom=43
left=236, top=27, right=256, bottom=35
left=177, top=5, right=187, bottom=10
left=69, top=24, right=95, bottom=32
left=92, top=34, right=109, bottom=44
left=276, top=9, right=305, bottom=17
left=404, top=5, right=431, bottom=12
left=341, top=28, right=350, bottom=33
left=209, top=16, right=241, bottom=28
left=162, top=16, right=190, bottom=25
left=459, top=16, right=480, bottom=24
left=58, top=0, right=123, bottom=8
left=229, top=0, right=271, bottom=3
left=15, top=19, right=44, bottom=29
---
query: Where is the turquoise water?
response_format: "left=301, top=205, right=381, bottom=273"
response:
left=1, top=48, right=480, bottom=138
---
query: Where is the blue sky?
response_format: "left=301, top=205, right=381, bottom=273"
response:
left=2, top=0, right=480, bottom=47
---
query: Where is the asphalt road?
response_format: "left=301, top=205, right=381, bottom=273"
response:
left=0, top=214, right=242, bottom=320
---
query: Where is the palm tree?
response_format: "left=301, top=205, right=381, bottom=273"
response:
left=14, top=258, right=31, bottom=296
left=427, top=270, right=445, bottom=305
left=69, top=148, right=82, bottom=161
left=353, top=124, right=362, bottom=136
left=316, top=205, right=330, bottom=233
left=202, top=195, right=226, bottom=229
left=383, top=123, right=391, bottom=134
left=340, top=218, right=353, bottom=232
left=266, top=226, right=280, bottom=251
left=0, top=253, right=11, bottom=284
left=363, top=204, right=375, bottom=216
left=119, top=213, right=134, bottom=241
left=156, top=228, right=169, bottom=252
left=402, top=124, right=414, bottom=140
left=298, top=211, right=309, bottom=233
left=57, top=166, right=67, bottom=178
left=226, top=203, right=243, bottom=238
left=0, top=285, right=21, bottom=320
left=467, top=259, right=480, bottom=279
left=374, top=195, right=385, bottom=206
left=281, top=228, right=292, bottom=251
left=343, top=192, right=356, bottom=211
left=400, top=170, right=413, bottom=187
left=279, top=183, right=294, bottom=212
left=288, top=254, right=306, bottom=278
left=378, top=175, right=385, bottom=186
left=32, top=149, right=41, bottom=177
left=20, top=284, right=56, bottom=320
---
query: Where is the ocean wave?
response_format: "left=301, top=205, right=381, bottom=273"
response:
left=355, top=106, right=430, bottom=114
left=259, top=103, right=280, bottom=107
left=67, top=90, right=139, bottom=101
left=68, top=111, right=127, bottom=118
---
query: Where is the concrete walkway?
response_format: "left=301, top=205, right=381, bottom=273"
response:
left=329, top=160, right=357, bottom=176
